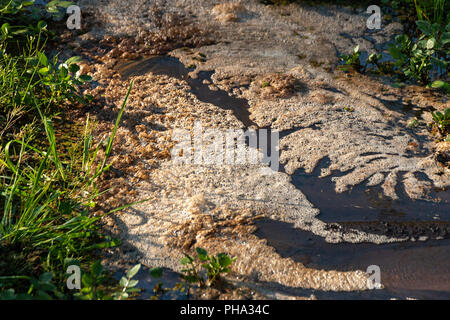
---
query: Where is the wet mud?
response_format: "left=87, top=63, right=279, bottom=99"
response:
left=117, top=54, right=450, bottom=299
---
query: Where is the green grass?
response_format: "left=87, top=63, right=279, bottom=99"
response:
left=0, top=78, right=136, bottom=296
left=0, top=0, right=144, bottom=299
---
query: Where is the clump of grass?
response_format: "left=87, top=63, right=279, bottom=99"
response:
left=0, top=81, right=135, bottom=293
left=0, top=0, right=144, bottom=299
left=430, top=108, right=450, bottom=137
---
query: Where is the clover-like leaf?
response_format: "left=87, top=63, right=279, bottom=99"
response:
left=126, top=264, right=141, bottom=279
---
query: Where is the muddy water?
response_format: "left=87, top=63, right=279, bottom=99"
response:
left=114, top=266, right=186, bottom=300
left=118, top=56, right=256, bottom=128
left=118, top=56, right=450, bottom=299
left=255, top=219, right=450, bottom=299
left=292, top=159, right=450, bottom=223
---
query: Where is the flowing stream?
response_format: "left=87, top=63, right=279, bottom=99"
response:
left=117, top=55, right=450, bottom=299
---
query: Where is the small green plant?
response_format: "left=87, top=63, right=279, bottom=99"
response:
left=111, top=264, right=142, bottom=300
left=431, top=80, right=450, bottom=93
left=0, top=1, right=143, bottom=300
left=0, top=0, right=74, bottom=46
left=340, top=45, right=363, bottom=72
left=367, top=52, right=385, bottom=73
left=407, top=117, right=420, bottom=128
left=388, top=20, right=449, bottom=84
left=180, top=247, right=236, bottom=291
left=431, top=108, right=450, bottom=136
left=74, top=261, right=109, bottom=300
left=344, top=106, right=354, bottom=112
left=0, top=261, right=145, bottom=300
left=0, top=272, right=63, bottom=300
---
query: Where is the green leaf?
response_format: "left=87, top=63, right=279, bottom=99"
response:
left=1, top=23, right=10, bottom=35
left=416, top=20, right=432, bottom=36
left=196, top=247, right=208, bottom=256
left=126, top=264, right=141, bottom=279
left=217, top=253, right=233, bottom=268
left=119, top=277, right=128, bottom=287
left=90, top=261, right=103, bottom=277
left=388, top=45, right=402, bottom=60
left=197, top=254, right=208, bottom=262
left=39, top=272, right=53, bottom=283
left=431, top=80, right=446, bottom=88
left=79, top=74, right=92, bottom=82
left=56, top=1, right=74, bottom=8
left=127, top=279, right=139, bottom=288
left=180, top=254, right=194, bottom=265
left=69, top=64, right=80, bottom=73
left=81, top=274, right=93, bottom=287
left=65, top=56, right=83, bottom=65
left=46, top=6, right=59, bottom=13
left=38, top=67, right=49, bottom=75
left=149, top=267, right=163, bottom=278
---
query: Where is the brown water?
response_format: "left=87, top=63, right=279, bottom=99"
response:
left=256, top=219, right=450, bottom=299
left=117, top=55, right=450, bottom=299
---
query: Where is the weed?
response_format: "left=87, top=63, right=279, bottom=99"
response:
left=431, top=108, right=450, bottom=136
left=0, top=261, right=145, bottom=300
left=388, top=20, right=449, bottom=83
left=431, top=80, right=450, bottom=93
left=340, top=45, right=363, bottom=72
left=180, top=247, right=236, bottom=294
left=344, top=106, right=355, bottom=112
left=0, top=0, right=73, bottom=47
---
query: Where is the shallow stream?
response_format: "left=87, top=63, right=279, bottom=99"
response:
left=117, top=55, right=450, bottom=299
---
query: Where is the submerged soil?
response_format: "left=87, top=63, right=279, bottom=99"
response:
left=67, top=0, right=449, bottom=299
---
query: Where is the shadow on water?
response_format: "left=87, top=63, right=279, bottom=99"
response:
left=255, top=219, right=450, bottom=300
left=117, top=55, right=450, bottom=299
left=291, top=158, right=450, bottom=223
